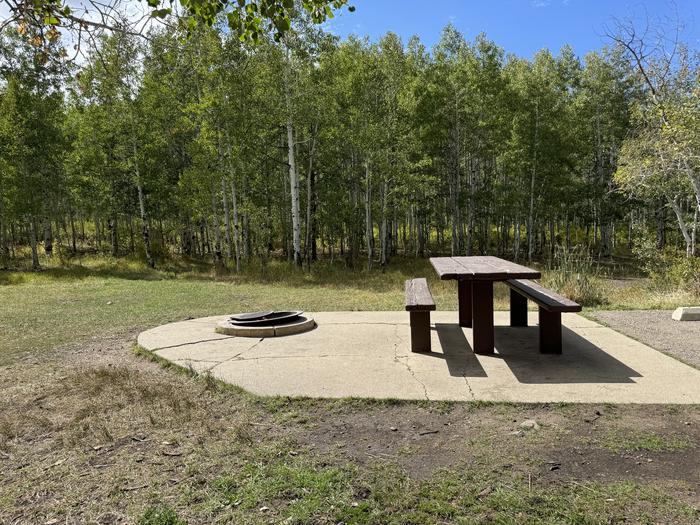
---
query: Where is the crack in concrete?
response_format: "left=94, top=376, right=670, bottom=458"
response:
left=463, top=376, right=476, bottom=400
left=318, top=322, right=409, bottom=326
left=205, top=338, right=265, bottom=373
left=392, top=324, right=429, bottom=401
left=169, top=357, right=224, bottom=364
left=210, top=353, right=374, bottom=364
left=149, top=336, right=234, bottom=352
left=205, top=352, right=245, bottom=373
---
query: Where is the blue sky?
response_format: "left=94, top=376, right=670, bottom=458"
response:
left=325, top=0, right=700, bottom=57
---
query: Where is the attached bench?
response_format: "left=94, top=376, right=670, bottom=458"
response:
left=505, top=279, right=581, bottom=354
left=405, top=278, right=436, bottom=353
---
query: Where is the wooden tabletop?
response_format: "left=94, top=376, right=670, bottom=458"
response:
left=429, top=255, right=541, bottom=281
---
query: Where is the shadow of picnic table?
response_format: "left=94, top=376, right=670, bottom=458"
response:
left=426, top=323, right=641, bottom=385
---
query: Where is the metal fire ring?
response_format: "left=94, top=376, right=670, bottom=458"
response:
left=215, top=311, right=316, bottom=337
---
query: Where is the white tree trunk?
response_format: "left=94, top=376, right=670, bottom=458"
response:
left=287, top=121, right=301, bottom=266
left=365, top=162, right=373, bottom=270
left=0, top=184, right=5, bottom=265
left=222, top=177, right=232, bottom=260
left=283, top=46, right=302, bottom=267
left=230, top=180, right=241, bottom=272
left=304, top=125, right=318, bottom=267
left=133, top=142, right=155, bottom=269
left=692, top=207, right=698, bottom=257
left=528, top=101, right=539, bottom=262
left=669, top=196, right=693, bottom=257
left=380, top=177, right=389, bottom=267
left=210, top=184, right=223, bottom=267
left=29, top=217, right=40, bottom=270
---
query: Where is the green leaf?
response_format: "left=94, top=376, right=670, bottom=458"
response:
left=151, top=8, right=172, bottom=18
left=277, top=17, right=291, bottom=32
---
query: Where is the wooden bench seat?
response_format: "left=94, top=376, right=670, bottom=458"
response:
left=405, top=278, right=435, bottom=352
left=505, top=279, right=581, bottom=354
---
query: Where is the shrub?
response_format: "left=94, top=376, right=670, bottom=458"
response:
left=543, top=245, right=605, bottom=306
left=666, top=255, right=700, bottom=295
left=633, top=232, right=700, bottom=294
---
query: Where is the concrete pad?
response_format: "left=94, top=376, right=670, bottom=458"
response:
left=154, top=337, right=260, bottom=365
left=672, top=306, right=700, bottom=321
left=170, top=359, right=222, bottom=374
left=210, top=356, right=428, bottom=399
left=137, top=317, right=231, bottom=350
left=137, top=311, right=700, bottom=404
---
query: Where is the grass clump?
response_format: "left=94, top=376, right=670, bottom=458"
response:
left=138, top=504, right=186, bottom=525
left=604, top=431, right=694, bottom=453
left=544, top=245, right=606, bottom=306
left=198, top=450, right=699, bottom=524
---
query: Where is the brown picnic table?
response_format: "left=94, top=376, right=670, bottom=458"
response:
left=429, top=256, right=541, bottom=355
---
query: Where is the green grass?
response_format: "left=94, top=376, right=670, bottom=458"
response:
left=178, top=443, right=698, bottom=524
left=1, top=254, right=698, bottom=365
left=604, top=431, right=695, bottom=453
left=0, top=256, right=448, bottom=365
left=138, top=505, right=186, bottom=525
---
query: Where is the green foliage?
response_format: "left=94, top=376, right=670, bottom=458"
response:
left=544, top=245, right=605, bottom=306
left=633, top=232, right=700, bottom=293
left=613, top=44, right=700, bottom=257
left=10, top=0, right=352, bottom=48
left=1, top=15, right=697, bottom=277
left=222, top=0, right=353, bottom=42
left=138, top=504, right=186, bottom=525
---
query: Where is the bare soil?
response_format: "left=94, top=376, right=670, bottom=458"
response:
left=294, top=403, right=700, bottom=488
left=1, top=333, right=699, bottom=523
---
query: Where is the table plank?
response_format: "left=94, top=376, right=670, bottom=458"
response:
left=506, top=279, right=581, bottom=312
left=430, top=256, right=540, bottom=281
left=480, top=256, right=542, bottom=279
left=404, top=278, right=437, bottom=311
left=430, top=257, right=474, bottom=279
left=451, top=257, right=508, bottom=280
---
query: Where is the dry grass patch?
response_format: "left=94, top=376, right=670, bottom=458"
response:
left=0, top=355, right=264, bottom=523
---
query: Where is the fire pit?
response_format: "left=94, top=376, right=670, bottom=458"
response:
left=215, top=311, right=315, bottom=337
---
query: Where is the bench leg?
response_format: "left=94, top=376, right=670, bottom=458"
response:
left=472, top=281, right=494, bottom=355
left=510, top=289, right=528, bottom=327
left=538, top=307, right=562, bottom=354
left=409, top=311, right=431, bottom=353
left=458, top=280, right=472, bottom=328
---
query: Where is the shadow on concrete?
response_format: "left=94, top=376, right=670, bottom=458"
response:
left=493, top=325, right=642, bottom=384
left=428, top=323, right=487, bottom=378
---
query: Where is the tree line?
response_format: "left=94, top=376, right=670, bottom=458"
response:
left=1, top=15, right=698, bottom=271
